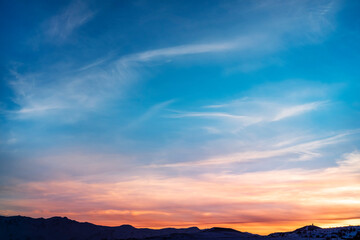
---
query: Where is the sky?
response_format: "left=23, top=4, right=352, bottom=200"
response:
left=0, top=0, right=360, bottom=235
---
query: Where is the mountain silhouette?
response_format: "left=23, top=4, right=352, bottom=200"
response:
left=1, top=215, right=359, bottom=240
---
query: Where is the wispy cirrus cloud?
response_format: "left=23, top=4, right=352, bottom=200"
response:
left=7, top=0, right=338, bottom=121
left=272, top=101, right=326, bottom=121
left=45, top=0, right=95, bottom=41
left=167, top=111, right=263, bottom=126
left=126, top=100, right=175, bottom=129
left=78, top=35, right=266, bottom=73
left=8, top=35, right=261, bottom=120
left=16, top=105, right=66, bottom=114
left=123, top=42, right=236, bottom=62
left=148, top=130, right=359, bottom=168
left=8, top=59, right=138, bottom=121
left=167, top=99, right=327, bottom=129
left=6, top=37, right=263, bottom=121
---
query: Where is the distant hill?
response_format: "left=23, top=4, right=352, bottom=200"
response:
left=0, top=216, right=200, bottom=240
left=0, top=215, right=359, bottom=240
left=269, top=224, right=360, bottom=240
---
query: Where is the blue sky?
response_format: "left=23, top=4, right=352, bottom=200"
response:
left=1, top=0, right=360, bottom=233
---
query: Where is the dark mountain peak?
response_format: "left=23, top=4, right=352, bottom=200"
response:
left=48, top=216, right=69, bottom=220
left=186, top=226, right=200, bottom=231
left=118, top=224, right=136, bottom=230
left=269, top=224, right=323, bottom=238
left=205, top=227, right=241, bottom=233
left=47, top=216, right=79, bottom=224
left=160, top=226, right=200, bottom=232
left=293, top=224, right=322, bottom=233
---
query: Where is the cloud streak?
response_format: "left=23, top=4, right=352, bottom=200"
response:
left=167, top=111, right=262, bottom=126
left=124, top=42, right=236, bottom=62
left=149, top=130, right=359, bottom=168
left=126, top=100, right=175, bottom=129
left=272, top=101, right=326, bottom=121
left=45, top=0, right=95, bottom=41
left=167, top=100, right=327, bottom=131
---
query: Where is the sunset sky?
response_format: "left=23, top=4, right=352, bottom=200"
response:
left=1, top=0, right=360, bottom=235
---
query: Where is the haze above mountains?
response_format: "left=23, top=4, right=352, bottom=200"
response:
left=1, top=216, right=359, bottom=240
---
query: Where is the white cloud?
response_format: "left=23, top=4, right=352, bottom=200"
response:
left=17, top=105, right=65, bottom=114
left=168, top=111, right=262, bottom=126
left=45, top=0, right=95, bottom=41
left=166, top=99, right=327, bottom=133
left=127, top=100, right=175, bottom=129
left=149, top=130, right=359, bottom=167
left=8, top=35, right=266, bottom=120
left=272, top=101, right=326, bottom=121
left=125, top=43, right=236, bottom=62
left=9, top=60, right=136, bottom=120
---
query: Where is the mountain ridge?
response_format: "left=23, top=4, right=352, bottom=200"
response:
left=1, top=215, right=359, bottom=240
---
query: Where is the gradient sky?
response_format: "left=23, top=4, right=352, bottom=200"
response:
left=1, top=0, right=360, bottom=235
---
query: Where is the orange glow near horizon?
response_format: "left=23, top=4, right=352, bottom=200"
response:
left=1, top=152, right=360, bottom=235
